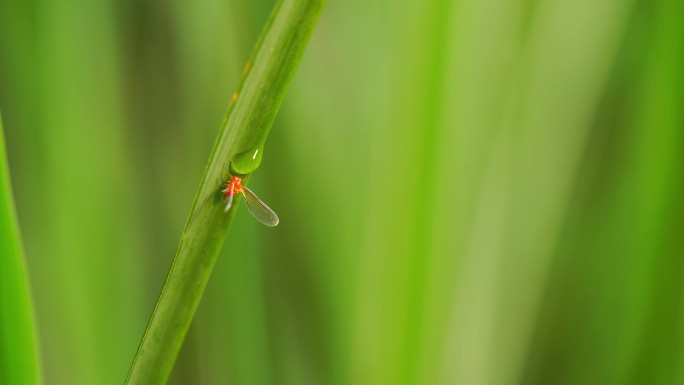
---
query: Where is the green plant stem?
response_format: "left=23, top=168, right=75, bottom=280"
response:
left=124, top=0, right=326, bottom=384
left=0, top=112, right=41, bottom=385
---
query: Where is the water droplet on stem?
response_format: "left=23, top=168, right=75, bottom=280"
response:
left=230, top=144, right=264, bottom=175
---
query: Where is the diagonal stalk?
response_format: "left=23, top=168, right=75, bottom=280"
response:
left=125, top=1, right=326, bottom=383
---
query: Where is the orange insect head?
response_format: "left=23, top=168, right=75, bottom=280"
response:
left=224, top=176, right=244, bottom=197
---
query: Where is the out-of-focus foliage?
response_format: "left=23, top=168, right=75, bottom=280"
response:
left=0, top=0, right=682, bottom=384
left=0, top=114, right=41, bottom=385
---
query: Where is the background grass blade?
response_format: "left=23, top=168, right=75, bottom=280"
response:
left=0, top=112, right=41, bottom=385
left=125, top=0, right=326, bottom=384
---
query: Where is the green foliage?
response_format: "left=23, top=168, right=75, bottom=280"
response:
left=0, top=0, right=683, bottom=384
left=0, top=113, right=41, bottom=385
left=125, top=0, right=326, bottom=384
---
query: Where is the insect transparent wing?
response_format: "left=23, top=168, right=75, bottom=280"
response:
left=241, top=186, right=279, bottom=227
left=224, top=190, right=234, bottom=212
left=222, top=183, right=236, bottom=212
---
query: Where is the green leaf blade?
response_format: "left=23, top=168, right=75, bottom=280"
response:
left=124, top=0, right=326, bottom=383
left=0, top=112, right=42, bottom=385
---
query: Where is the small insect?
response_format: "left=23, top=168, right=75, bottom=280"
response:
left=222, top=175, right=279, bottom=227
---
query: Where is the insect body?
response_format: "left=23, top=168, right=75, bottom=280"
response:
left=222, top=175, right=279, bottom=227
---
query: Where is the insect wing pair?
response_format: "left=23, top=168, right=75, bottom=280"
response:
left=223, top=179, right=279, bottom=227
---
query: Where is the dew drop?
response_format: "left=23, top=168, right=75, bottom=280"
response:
left=230, top=145, right=264, bottom=175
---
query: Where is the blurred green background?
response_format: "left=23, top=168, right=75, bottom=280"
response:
left=1, top=0, right=683, bottom=384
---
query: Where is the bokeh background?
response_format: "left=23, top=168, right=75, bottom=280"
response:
left=1, top=0, right=683, bottom=384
